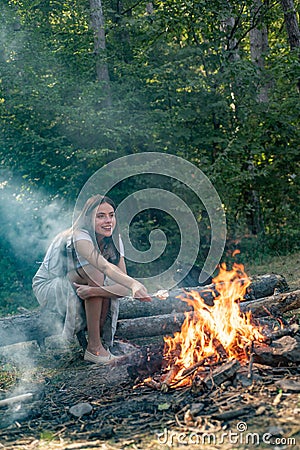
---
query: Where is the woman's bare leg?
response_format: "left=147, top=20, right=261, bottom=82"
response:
left=100, top=298, right=110, bottom=329
left=68, top=265, right=109, bottom=356
left=84, top=297, right=104, bottom=353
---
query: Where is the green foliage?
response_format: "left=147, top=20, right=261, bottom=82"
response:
left=0, top=250, right=37, bottom=315
left=0, top=0, right=299, bottom=313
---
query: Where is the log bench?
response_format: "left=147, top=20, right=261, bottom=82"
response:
left=0, top=274, right=296, bottom=350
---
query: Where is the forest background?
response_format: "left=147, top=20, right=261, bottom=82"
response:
left=0, top=0, right=299, bottom=316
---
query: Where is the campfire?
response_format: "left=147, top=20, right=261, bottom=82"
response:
left=136, top=262, right=300, bottom=391
left=158, top=262, right=265, bottom=388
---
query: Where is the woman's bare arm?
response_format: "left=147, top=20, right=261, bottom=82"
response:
left=73, top=283, right=130, bottom=299
left=73, top=257, right=130, bottom=299
left=74, top=240, right=151, bottom=301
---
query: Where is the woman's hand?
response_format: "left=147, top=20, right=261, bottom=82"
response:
left=131, top=281, right=152, bottom=302
left=73, top=282, right=96, bottom=300
left=74, top=280, right=151, bottom=302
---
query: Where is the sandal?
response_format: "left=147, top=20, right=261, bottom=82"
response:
left=84, top=349, right=118, bottom=364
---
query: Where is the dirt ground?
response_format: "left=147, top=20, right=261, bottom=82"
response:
left=0, top=341, right=299, bottom=450
left=0, top=252, right=299, bottom=450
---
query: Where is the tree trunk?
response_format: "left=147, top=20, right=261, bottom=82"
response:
left=110, top=0, right=134, bottom=63
left=220, top=2, right=240, bottom=61
left=249, top=0, right=270, bottom=102
left=281, top=0, right=300, bottom=49
left=280, top=0, right=300, bottom=91
left=89, top=0, right=112, bottom=103
left=219, top=1, right=240, bottom=135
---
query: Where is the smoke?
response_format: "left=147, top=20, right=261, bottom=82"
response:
left=0, top=175, right=72, bottom=267
left=0, top=174, right=73, bottom=334
left=0, top=176, right=75, bottom=427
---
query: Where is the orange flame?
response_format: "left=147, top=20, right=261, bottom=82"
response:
left=162, top=262, right=264, bottom=387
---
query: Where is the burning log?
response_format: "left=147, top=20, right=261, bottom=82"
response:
left=172, top=359, right=220, bottom=389
left=115, top=290, right=300, bottom=340
left=245, top=273, right=289, bottom=299
left=126, top=343, right=164, bottom=381
left=134, top=262, right=262, bottom=390
left=160, top=365, right=182, bottom=391
left=212, top=337, right=228, bottom=359
left=138, top=358, right=242, bottom=392
left=253, top=335, right=300, bottom=366
left=240, top=290, right=300, bottom=317
left=203, top=359, right=241, bottom=390
left=264, top=323, right=299, bottom=342
left=116, top=312, right=185, bottom=340
left=118, top=273, right=289, bottom=319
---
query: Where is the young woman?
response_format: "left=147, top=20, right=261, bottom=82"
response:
left=33, top=195, right=151, bottom=364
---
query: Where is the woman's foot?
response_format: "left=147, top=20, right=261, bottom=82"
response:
left=86, top=343, right=110, bottom=357
left=84, top=349, right=118, bottom=364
